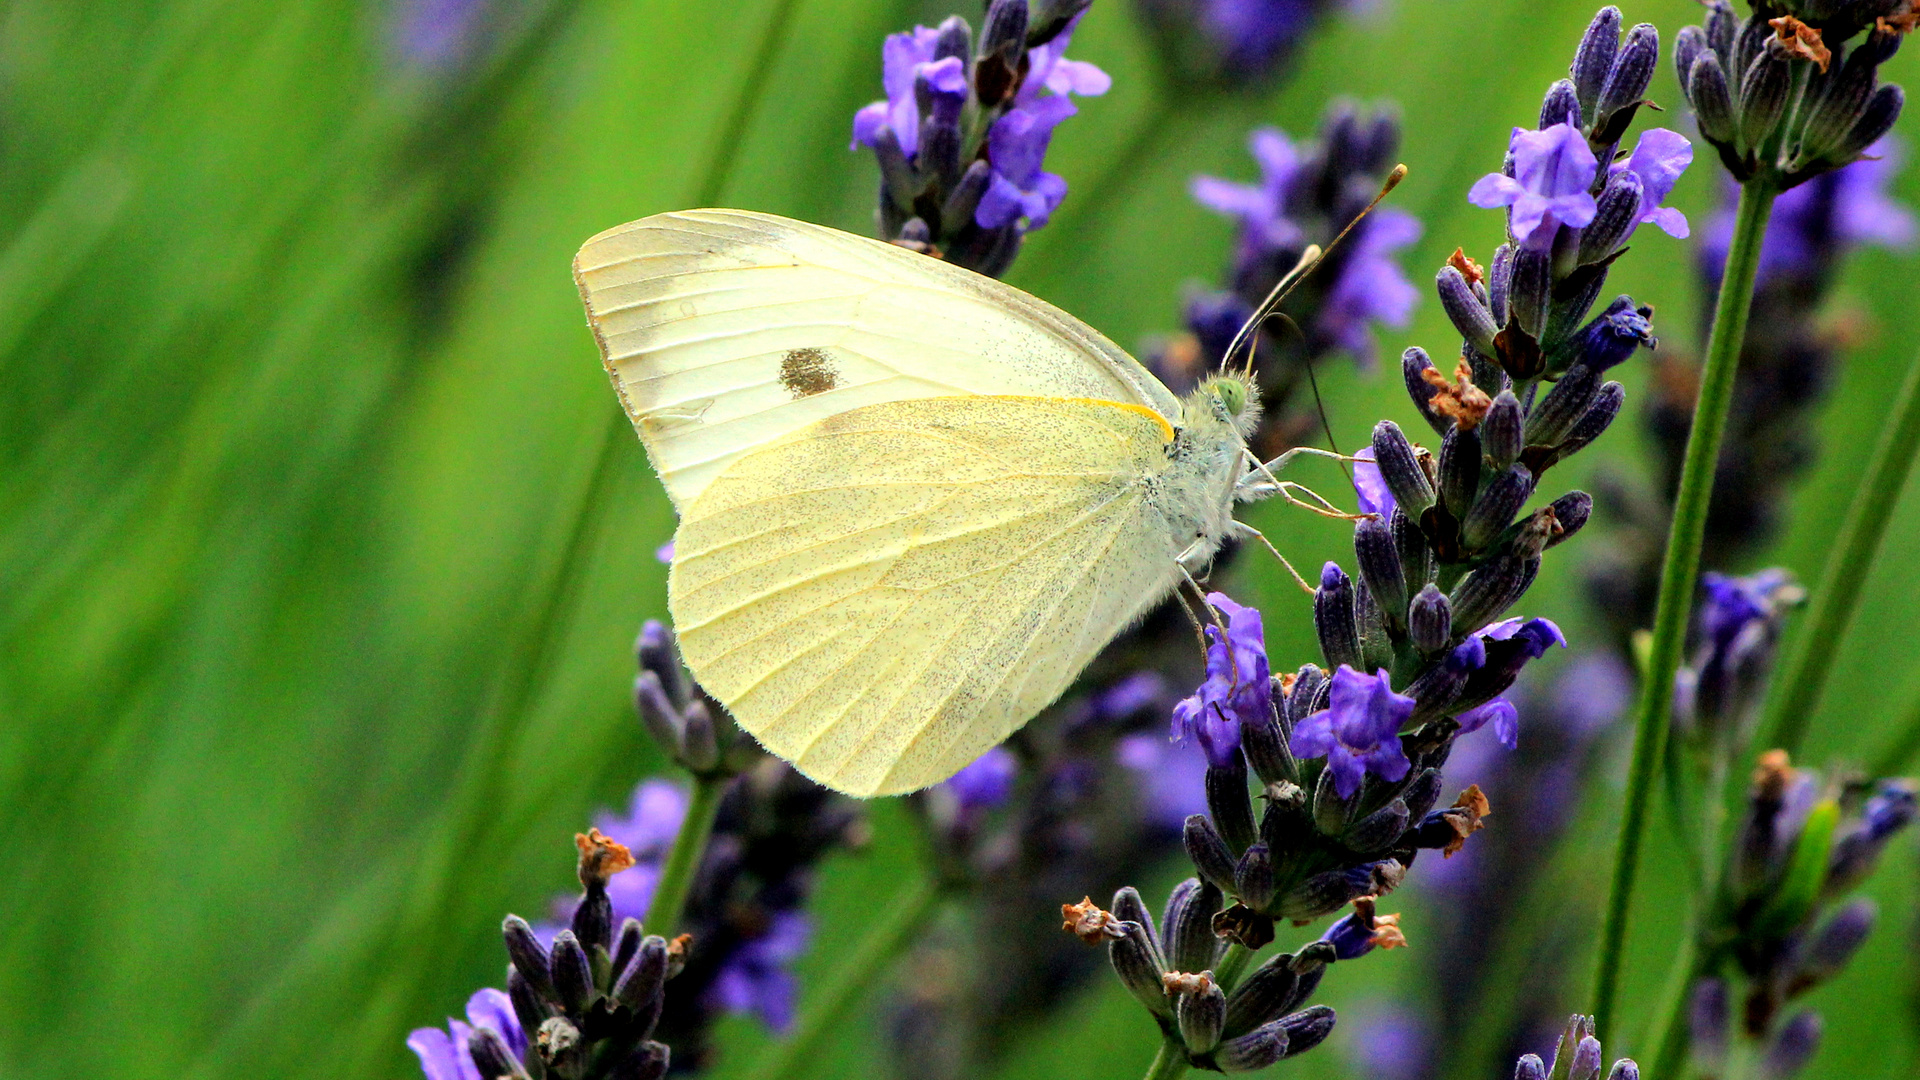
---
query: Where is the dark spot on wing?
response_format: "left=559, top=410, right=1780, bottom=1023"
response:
left=780, top=347, right=839, bottom=398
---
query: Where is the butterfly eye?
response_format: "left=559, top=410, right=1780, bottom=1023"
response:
left=1216, top=378, right=1247, bottom=417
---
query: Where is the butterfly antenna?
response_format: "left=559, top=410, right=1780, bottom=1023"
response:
left=1218, top=163, right=1410, bottom=380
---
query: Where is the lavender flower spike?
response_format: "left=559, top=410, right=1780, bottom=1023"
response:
left=1290, top=664, right=1414, bottom=798
left=1468, top=123, right=1598, bottom=248
left=1171, top=592, right=1272, bottom=767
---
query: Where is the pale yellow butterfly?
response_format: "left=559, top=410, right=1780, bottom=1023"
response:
left=574, top=208, right=1324, bottom=797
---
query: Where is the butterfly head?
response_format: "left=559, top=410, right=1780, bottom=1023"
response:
left=1189, top=374, right=1261, bottom=439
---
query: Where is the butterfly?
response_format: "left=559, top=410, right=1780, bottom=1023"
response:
left=575, top=208, right=1328, bottom=797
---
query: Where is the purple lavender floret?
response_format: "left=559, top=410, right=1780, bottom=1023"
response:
left=976, top=98, right=1077, bottom=229
left=1290, top=665, right=1414, bottom=798
left=1454, top=696, right=1520, bottom=749
left=1468, top=123, right=1599, bottom=249
left=407, top=989, right=524, bottom=1080
left=849, top=29, right=968, bottom=156
left=1611, top=127, right=1694, bottom=239
left=1171, top=592, right=1271, bottom=767
left=1349, top=445, right=1394, bottom=517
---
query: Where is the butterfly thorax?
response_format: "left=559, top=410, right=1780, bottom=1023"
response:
left=1148, top=377, right=1259, bottom=567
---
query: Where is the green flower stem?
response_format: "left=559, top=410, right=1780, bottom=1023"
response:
left=747, top=872, right=945, bottom=1080
left=1762, top=346, right=1920, bottom=758
left=1214, top=941, right=1256, bottom=993
left=1591, top=179, right=1778, bottom=1037
left=643, top=771, right=727, bottom=936
left=1143, top=1036, right=1192, bottom=1080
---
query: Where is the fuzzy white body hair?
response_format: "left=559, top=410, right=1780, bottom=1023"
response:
left=1146, top=377, right=1265, bottom=571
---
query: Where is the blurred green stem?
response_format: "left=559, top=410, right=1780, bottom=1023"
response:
left=747, top=872, right=944, bottom=1080
left=1761, top=347, right=1920, bottom=757
left=1591, top=179, right=1777, bottom=1037
left=644, top=772, right=727, bottom=935
left=1143, top=1037, right=1190, bottom=1080
left=1647, top=933, right=1703, bottom=1080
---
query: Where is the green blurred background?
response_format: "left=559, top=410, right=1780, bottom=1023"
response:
left=3, top=1, right=1917, bottom=1077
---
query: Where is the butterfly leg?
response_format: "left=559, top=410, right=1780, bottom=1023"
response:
left=1226, top=520, right=1318, bottom=596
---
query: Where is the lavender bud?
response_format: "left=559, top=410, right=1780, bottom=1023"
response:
left=1554, top=382, right=1625, bottom=458
left=1208, top=757, right=1259, bottom=852
left=1229, top=843, right=1275, bottom=909
left=980, top=0, right=1028, bottom=59
left=1439, top=266, right=1500, bottom=357
left=678, top=698, right=722, bottom=772
left=1165, top=877, right=1226, bottom=974
left=941, top=160, right=992, bottom=229
left=1572, top=6, right=1622, bottom=119
left=1689, top=978, right=1729, bottom=1068
left=917, top=107, right=963, bottom=186
left=1673, top=25, right=1707, bottom=90
left=1545, top=491, right=1592, bottom=548
left=1401, top=769, right=1443, bottom=819
left=1527, top=364, right=1601, bottom=448
left=1111, top=885, right=1161, bottom=945
left=1222, top=957, right=1300, bottom=1037
left=548, top=930, right=593, bottom=1015
left=1740, top=46, right=1793, bottom=148
left=1285, top=665, right=1329, bottom=728
left=1404, top=347, right=1451, bottom=436
left=1596, top=24, right=1658, bottom=123
left=1764, top=1011, right=1821, bottom=1079
left=1515, top=1054, right=1548, bottom=1080
left=610, top=917, right=644, bottom=985
left=613, top=933, right=669, bottom=1010
left=1345, top=797, right=1411, bottom=853
left=633, top=671, right=683, bottom=755
left=1372, top=421, right=1436, bottom=515
left=1315, top=563, right=1364, bottom=672
left=1214, top=1020, right=1289, bottom=1073
left=507, top=966, right=548, bottom=1040
left=1570, top=1035, right=1604, bottom=1080
left=1312, top=762, right=1352, bottom=834
left=1450, top=555, right=1532, bottom=631
left=503, top=915, right=556, bottom=1001
left=1688, top=52, right=1738, bottom=145
left=1394, top=508, right=1432, bottom=594
left=1463, top=465, right=1535, bottom=551
left=1177, top=981, right=1228, bottom=1052
left=1579, top=170, right=1644, bottom=264
left=1606, top=1061, right=1640, bottom=1080
left=1355, top=517, right=1408, bottom=637
left=1409, top=585, right=1453, bottom=655
left=1795, top=898, right=1875, bottom=988
left=1705, top=0, right=1735, bottom=56
left=1507, top=247, right=1551, bottom=342
left=1110, top=921, right=1173, bottom=1016
left=933, top=14, right=971, bottom=61
left=1798, top=48, right=1882, bottom=162
left=1241, top=712, right=1294, bottom=787
left=635, top=621, right=682, bottom=699
left=468, top=1026, right=529, bottom=1080
left=1483, top=391, right=1524, bottom=470
left=1541, top=78, right=1583, bottom=132
left=571, top=882, right=614, bottom=955
left=1439, top=425, right=1482, bottom=519
left=1831, top=83, right=1905, bottom=164
left=1489, top=243, right=1514, bottom=326
left=1184, top=816, right=1239, bottom=892
left=1275, top=1005, right=1337, bottom=1059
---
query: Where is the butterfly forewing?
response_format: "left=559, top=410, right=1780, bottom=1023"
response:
left=573, top=208, right=1180, bottom=509
left=669, top=396, right=1183, bottom=796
